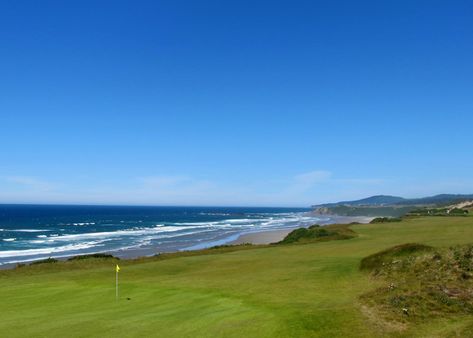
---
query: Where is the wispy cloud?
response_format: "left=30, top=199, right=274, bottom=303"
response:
left=334, top=178, right=386, bottom=185
left=3, top=171, right=455, bottom=207
left=3, top=176, right=56, bottom=191
left=101, top=173, right=469, bottom=206
left=291, top=170, right=386, bottom=188
left=129, top=175, right=218, bottom=203
left=288, top=170, right=333, bottom=193
left=277, top=170, right=389, bottom=205
left=139, top=175, right=192, bottom=189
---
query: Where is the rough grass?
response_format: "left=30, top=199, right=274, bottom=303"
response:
left=29, top=257, right=59, bottom=265
left=1, top=216, right=473, bottom=337
left=360, top=243, right=473, bottom=333
left=359, top=243, right=433, bottom=272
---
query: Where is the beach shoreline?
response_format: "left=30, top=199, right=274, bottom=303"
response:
left=229, top=228, right=296, bottom=245
left=0, top=215, right=373, bottom=270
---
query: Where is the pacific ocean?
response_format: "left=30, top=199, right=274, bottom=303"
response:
left=0, top=204, right=332, bottom=266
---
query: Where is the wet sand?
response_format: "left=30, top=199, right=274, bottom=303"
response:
left=229, top=228, right=296, bottom=245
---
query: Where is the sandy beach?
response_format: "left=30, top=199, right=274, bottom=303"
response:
left=229, top=228, right=296, bottom=245
left=229, top=215, right=373, bottom=245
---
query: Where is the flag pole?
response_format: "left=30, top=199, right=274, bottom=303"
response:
left=116, top=266, right=119, bottom=301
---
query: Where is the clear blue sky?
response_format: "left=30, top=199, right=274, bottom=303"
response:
left=0, top=1, right=472, bottom=206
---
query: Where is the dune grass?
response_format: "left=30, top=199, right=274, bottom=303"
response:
left=360, top=243, right=473, bottom=326
left=1, top=216, right=473, bottom=337
left=276, top=223, right=357, bottom=244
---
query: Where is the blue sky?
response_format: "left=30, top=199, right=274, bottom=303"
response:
left=0, top=1, right=472, bottom=206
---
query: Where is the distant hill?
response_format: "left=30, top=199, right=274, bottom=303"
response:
left=313, top=195, right=406, bottom=208
left=313, top=194, right=473, bottom=208
left=396, top=194, right=473, bottom=206
left=312, top=194, right=473, bottom=217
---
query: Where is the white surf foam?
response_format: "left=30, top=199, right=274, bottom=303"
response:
left=0, top=241, right=103, bottom=258
left=8, top=229, right=51, bottom=233
left=45, top=225, right=201, bottom=242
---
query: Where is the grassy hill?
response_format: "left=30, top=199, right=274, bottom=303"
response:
left=1, top=216, right=473, bottom=337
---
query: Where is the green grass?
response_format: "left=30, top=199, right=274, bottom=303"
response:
left=1, top=216, right=473, bottom=337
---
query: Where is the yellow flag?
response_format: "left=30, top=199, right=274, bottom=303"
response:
left=116, top=264, right=120, bottom=272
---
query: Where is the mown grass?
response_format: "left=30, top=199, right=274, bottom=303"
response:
left=1, top=216, right=473, bottom=337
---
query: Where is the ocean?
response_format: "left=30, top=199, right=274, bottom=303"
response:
left=0, top=204, right=341, bottom=266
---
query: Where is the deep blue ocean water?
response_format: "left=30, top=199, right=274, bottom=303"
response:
left=0, top=204, right=332, bottom=266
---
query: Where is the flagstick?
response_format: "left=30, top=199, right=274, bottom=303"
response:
left=116, top=268, right=119, bottom=301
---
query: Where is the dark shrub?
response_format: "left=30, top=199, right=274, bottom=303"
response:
left=30, top=257, right=58, bottom=265
left=280, top=228, right=312, bottom=244
left=68, top=253, right=118, bottom=261
left=370, top=217, right=402, bottom=224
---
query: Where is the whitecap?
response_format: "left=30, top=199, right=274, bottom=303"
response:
left=71, top=222, right=95, bottom=226
left=46, top=225, right=200, bottom=242
left=9, top=229, right=51, bottom=233
left=222, top=218, right=255, bottom=223
left=171, top=221, right=220, bottom=226
left=198, top=212, right=231, bottom=216
left=0, top=241, right=103, bottom=258
left=2, top=238, right=16, bottom=242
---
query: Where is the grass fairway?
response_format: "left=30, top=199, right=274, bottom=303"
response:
left=1, top=216, right=473, bottom=337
